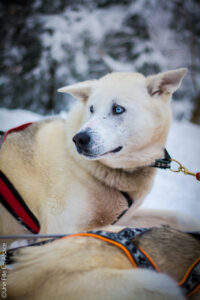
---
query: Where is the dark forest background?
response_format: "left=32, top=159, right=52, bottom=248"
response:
left=0, top=0, right=200, bottom=123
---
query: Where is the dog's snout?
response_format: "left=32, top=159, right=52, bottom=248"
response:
left=73, top=132, right=91, bottom=148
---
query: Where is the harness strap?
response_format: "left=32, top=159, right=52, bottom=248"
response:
left=186, top=231, right=200, bottom=240
left=0, top=122, right=33, bottom=150
left=112, top=192, right=133, bottom=225
left=178, top=257, right=200, bottom=297
left=0, top=122, right=40, bottom=234
left=62, top=227, right=159, bottom=271
left=0, top=171, right=40, bottom=234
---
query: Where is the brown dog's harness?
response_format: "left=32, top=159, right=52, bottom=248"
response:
left=4, top=227, right=200, bottom=298
left=61, top=228, right=200, bottom=298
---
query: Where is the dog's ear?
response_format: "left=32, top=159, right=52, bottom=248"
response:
left=146, top=68, right=187, bottom=97
left=57, top=80, right=97, bottom=102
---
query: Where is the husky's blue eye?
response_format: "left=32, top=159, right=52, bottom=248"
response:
left=112, top=104, right=125, bottom=115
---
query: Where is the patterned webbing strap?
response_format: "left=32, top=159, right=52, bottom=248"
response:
left=62, top=227, right=159, bottom=271
left=178, top=257, right=200, bottom=297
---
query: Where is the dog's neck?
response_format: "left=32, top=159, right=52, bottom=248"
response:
left=65, top=104, right=158, bottom=198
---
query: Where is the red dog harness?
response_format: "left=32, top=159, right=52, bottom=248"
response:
left=0, top=123, right=40, bottom=234
left=0, top=122, right=33, bottom=148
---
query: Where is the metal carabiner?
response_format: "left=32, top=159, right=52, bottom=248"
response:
left=170, top=158, right=184, bottom=173
left=170, top=158, right=199, bottom=181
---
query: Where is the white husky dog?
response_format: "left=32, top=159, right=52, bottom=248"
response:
left=1, top=68, right=198, bottom=237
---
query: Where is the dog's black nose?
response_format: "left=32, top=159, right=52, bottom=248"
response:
left=73, top=132, right=91, bottom=148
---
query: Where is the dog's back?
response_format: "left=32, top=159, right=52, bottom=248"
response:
left=6, top=226, right=200, bottom=300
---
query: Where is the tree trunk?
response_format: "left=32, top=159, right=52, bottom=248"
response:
left=190, top=93, right=200, bottom=124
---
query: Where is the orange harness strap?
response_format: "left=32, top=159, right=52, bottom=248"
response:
left=62, top=232, right=138, bottom=268
left=61, top=228, right=158, bottom=271
left=178, top=257, right=200, bottom=297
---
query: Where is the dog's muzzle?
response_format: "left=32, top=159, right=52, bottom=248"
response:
left=73, top=130, right=123, bottom=158
left=73, top=131, right=93, bottom=156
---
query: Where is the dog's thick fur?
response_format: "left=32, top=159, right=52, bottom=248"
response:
left=5, top=226, right=200, bottom=300
left=1, top=68, right=199, bottom=238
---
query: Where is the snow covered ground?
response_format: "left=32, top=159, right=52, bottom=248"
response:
left=0, top=108, right=41, bottom=130
left=0, top=108, right=200, bottom=220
